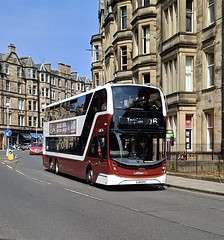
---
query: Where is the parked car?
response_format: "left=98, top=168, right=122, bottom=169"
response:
left=20, top=143, right=30, bottom=151
left=29, top=142, right=43, bottom=155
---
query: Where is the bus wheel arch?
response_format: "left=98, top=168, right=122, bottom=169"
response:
left=86, top=165, right=94, bottom=185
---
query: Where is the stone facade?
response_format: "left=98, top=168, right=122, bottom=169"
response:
left=92, top=0, right=223, bottom=157
left=0, top=44, right=92, bottom=149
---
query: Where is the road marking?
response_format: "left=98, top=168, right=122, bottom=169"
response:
left=6, top=165, right=13, bottom=170
left=64, top=188, right=103, bottom=201
left=15, top=170, right=27, bottom=176
left=1, top=161, right=102, bottom=201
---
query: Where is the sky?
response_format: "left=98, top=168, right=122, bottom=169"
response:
left=0, top=0, right=99, bottom=79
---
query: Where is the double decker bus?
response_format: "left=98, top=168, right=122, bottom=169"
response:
left=42, top=83, right=167, bottom=186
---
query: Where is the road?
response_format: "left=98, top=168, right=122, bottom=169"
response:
left=0, top=150, right=224, bottom=240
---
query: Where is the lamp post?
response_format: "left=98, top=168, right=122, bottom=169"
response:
left=5, top=102, right=13, bottom=160
left=36, top=118, right=38, bottom=141
left=6, top=102, right=9, bottom=128
left=6, top=102, right=10, bottom=152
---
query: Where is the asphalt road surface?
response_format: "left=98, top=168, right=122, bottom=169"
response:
left=0, top=150, right=224, bottom=240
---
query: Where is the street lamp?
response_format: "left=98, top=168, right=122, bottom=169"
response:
left=6, top=102, right=10, bottom=153
left=6, top=102, right=10, bottom=129
left=5, top=102, right=13, bottom=160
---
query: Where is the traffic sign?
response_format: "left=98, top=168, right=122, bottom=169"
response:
left=34, top=134, right=39, bottom=139
left=4, top=129, right=12, bottom=137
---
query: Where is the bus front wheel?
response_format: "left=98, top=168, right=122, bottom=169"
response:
left=86, top=167, right=93, bottom=185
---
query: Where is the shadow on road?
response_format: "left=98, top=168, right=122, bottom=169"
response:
left=99, top=184, right=165, bottom=192
left=44, top=169, right=165, bottom=192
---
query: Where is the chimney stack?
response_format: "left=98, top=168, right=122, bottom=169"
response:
left=8, top=43, right=16, bottom=53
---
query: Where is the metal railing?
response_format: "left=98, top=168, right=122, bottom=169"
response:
left=166, top=144, right=224, bottom=179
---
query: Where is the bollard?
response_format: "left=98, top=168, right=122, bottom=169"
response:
left=7, top=149, right=14, bottom=161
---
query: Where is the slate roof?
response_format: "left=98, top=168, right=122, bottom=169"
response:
left=0, top=53, right=9, bottom=61
left=38, top=62, right=50, bottom=72
left=20, top=56, right=36, bottom=68
left=0, top=45, right=92, bottom=84
left=80, top=76, right=91, bottom=84
left=71, top=71, right=78, bottom=80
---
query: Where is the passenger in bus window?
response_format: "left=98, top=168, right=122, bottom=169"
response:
left=150, top=100, right=158, bottom=110
left=128, top=96, right=134, bottom=108
left=101, top=102, right=107, bottom=111
left=99, top=90, right=107, bottom=111
left=76, top=107, right=82, bottom=116
left=114, top=97, right=123, bottom=108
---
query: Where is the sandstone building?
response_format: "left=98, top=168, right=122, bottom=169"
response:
left=0, top=44, right=91, bottom=149
left=91, top=0, right=222, bottom=158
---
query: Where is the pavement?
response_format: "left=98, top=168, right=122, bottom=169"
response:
left=166, top=175, right=224, bottom=196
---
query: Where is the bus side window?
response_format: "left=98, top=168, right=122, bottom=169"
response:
left=89, top=93, right=99, bottom=114
left=83, top=93, right=92, bottom=114
left=88, top=89, right=107, bottom=114
left=99, top=89, right=107, bottom=111
left=89, top=137, right=98, bottom=157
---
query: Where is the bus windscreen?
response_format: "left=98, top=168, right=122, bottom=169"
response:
left=112, top=85, right=162, bottom=111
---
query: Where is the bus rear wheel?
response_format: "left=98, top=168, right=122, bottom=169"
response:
left=55, top=161, right=59, bottom=175
left=49, top=160, right=54, bottom=172
left=86, top=167, right=93, bottom=185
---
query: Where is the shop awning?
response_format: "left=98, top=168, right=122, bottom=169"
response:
left=30, top=133, right=42, bottom=139
left=20, top=133, right=32, bottom=140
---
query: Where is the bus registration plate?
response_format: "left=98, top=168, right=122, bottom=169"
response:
left=136, top=180, right=146, bottom=184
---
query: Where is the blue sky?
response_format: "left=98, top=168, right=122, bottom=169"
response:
left=0, top=0, right=99, bottom=79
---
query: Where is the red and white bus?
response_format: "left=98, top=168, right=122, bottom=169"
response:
left=42, top=83, right=167, bottom=186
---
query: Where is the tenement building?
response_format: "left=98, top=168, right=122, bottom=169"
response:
left=0, top=44, right=92, bottom=150
left=92, top=0, right=222, bottom=159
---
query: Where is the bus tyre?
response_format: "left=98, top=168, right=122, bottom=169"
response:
left=55, top=161, right=59, bottom=175
left=86, top=167, right=93, bottom=185
left=49, top=160, right=54, bottom=173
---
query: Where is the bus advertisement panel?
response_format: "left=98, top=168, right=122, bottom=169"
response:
left=42, top=84, right=167, bottom=186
